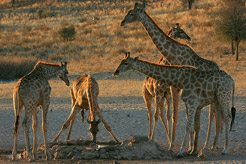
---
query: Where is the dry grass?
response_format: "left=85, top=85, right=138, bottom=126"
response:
left=0, top=0, right=245, bottom=95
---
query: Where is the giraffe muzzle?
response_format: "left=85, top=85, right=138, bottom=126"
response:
left=113, top=70, right=119, bottom=77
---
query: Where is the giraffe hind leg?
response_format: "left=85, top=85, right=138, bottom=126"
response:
left=22, top=106, right=34, bottom=161
left=32, top=107, right=39, bottom=159
left=95, top=108, right=119, bottom=142
left=142, top=87, right=152, bottom=140
left=12, top=105, right=23, bottom=161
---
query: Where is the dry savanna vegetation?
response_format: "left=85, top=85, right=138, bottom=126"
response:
left=0, top=1, right=246, bottom=163
left=0, top=0, right=245, bottom=94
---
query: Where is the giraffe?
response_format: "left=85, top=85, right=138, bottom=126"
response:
left=53, top=74, right=119, bottom=143
left=113, top=52, right=235, bottom=157
left=120, top=2, right=221, bottom=151
left=167, top=23, right=191, bottom=41
left=12, top=61, right=70, bottom=162
left=142, top=57, right=172, bottom=142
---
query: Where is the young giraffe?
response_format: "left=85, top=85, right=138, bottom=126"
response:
left=53, top=74, right=119, bottom=143
left=121, top=2, right=221, bottom=151
left=12, top=61, right=70, bottom=162
left=143, top=57, right=172, bottom=142
left=113, top=52, right=235, bottom=157
left=167, top=23, right=191, bottom=41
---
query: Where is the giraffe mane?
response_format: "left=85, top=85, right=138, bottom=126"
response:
left=88, top=75, right=95, bottom=121
left=138, top=58, right=197, bottom=69
left=34, top=61, right=60, bottom=68
left=144, top=12, right=195, bottom=51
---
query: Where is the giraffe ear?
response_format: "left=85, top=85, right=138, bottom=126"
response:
left=124, top=52, right=130, bottom=59
left=134, top=3, right=139, bottom=9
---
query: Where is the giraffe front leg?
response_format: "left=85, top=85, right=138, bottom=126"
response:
left=53, top=104, right=80, bottom=142
left=158, top=97, right=170, bottom=143
left=66, top=115, right=76, bottom=141
left=169, top=87, right=180, bottom=151
left=95, top=109, right=119, bottom=143
left=142, top=87, right=152, bottom=140
left=42, top=104, right=51, bottom=160
left=150, top=96, right=160, bottom=141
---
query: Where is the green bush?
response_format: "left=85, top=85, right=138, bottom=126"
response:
left=36, top=8, right=55, bottom=19
left=58, top=24, right=76, bottom=41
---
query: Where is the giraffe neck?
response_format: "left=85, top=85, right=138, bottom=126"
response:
left=139, top=12, right=192, bottom=65
left=34, top=63, right=60, bottom=80
left=132, top=59, right=191, bottom=89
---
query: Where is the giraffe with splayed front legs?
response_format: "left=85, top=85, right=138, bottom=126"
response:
left=12, top=61, right=70, bottom=162
left=167, top=23, right=191, bottom=41
left=53, top=74, right=119, bottom=143
left=121, top=2, right=221, bottom=152
left=143, top=57, right=171, bottom=142
left=113, top=52, right=235, bottom=157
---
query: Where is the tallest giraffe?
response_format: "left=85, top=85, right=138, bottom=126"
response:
left=121, top=2, right=220, bottom=151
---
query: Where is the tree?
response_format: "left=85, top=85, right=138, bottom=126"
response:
left=215, top=0, right=246, bottom=61
left=182, top=0, right=195, bottom=10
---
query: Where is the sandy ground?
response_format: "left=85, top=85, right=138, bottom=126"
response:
left=0, top=73, right=246, bottom=163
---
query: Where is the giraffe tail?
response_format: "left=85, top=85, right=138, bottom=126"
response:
left=87, top=75, right=95, bottom=122
left=230, top=81, right=236, bottom=131
left=13, top=89, right=20, bottom=135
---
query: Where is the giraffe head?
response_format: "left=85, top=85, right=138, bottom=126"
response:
left=113, top=52, right=138, bottom=76
left=169, top=23, right=191, bottom=41
left=87, top=119, right=100, bottom=143
left=58, top=62, right=70, bottom=86
left=121, top=2, right=146, bottom=26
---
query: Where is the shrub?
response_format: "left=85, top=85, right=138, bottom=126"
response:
left=58, top=24, right=76, bottom=41
left=36, top=8, right=55, bottom=19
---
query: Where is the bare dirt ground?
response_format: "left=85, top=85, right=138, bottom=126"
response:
left=0, top=72, right=246, bottom=163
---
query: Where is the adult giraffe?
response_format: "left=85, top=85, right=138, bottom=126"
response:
left=113, top=52, right=235, bottom=157
left=120, top=2, right=221, bottom=152
left=12, top=61, right=70, bottom=161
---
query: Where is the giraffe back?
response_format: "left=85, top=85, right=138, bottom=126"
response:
left=72, top=74, right=99, bottom=115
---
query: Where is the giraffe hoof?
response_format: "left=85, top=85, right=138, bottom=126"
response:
left=190, top=150, right=198, bottom=155
left=177, top=153, right=184, bottom=158
left=28, top=158, right=35, bottom=162
left=221, top=151, right=227, bottom=155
